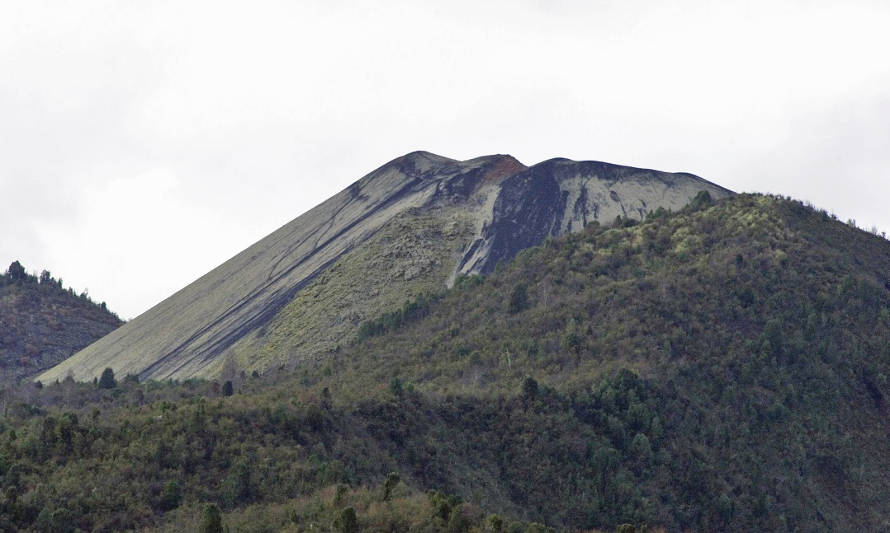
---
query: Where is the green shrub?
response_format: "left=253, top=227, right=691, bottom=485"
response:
left=333, top=507, right=358, bottom=533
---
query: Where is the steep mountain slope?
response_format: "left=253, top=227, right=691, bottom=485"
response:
left=39, top=152, right=729, bottom=382
left=311, top=193, right=890, bottom=530
left=0, top=262, right=122, bottom=384
left=7, top=194, right=890, bottom=532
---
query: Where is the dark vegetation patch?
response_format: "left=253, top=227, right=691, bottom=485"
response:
left=0, top=263, right=122, bottom=384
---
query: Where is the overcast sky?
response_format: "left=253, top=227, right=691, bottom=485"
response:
left=2, top=0, right=889, bottom=319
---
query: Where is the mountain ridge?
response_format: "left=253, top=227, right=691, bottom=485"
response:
left=0, top=262, right=123, bottom=383
left=38, top=152, right=731, bottom=383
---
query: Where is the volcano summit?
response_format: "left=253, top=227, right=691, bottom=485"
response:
left=39, top=152, right=731, bottom=382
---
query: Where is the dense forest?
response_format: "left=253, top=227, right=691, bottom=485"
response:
left=0, top=263, right=122, bottom=385
left=3, top=193, right=890, bottom=531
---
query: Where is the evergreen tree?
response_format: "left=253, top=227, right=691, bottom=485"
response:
left=383, top=472, right=400, bottom=501
left=521, top=376, right=538, bottom=407
left=98, top=368, right=116, bottom=389
left=6, top=261, right=26, bottom=282
left=508, top=284, right=529, bottom=314
left=159, top=481, right=182, bottom=511
left=222, top=458, right=251, bottom=507
left=389, top=377, right=404, bottom=398
left=332, top=507, right=358, bottom=533
left=200, top=504, right=223, bottom=533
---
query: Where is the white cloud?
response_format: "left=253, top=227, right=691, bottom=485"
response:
left=2, top=0, right=889, bottom=317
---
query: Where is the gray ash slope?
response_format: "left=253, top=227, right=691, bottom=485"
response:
left=39, top=151, right=731, bottom=382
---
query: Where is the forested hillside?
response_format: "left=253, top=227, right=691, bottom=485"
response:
left=0, top=263, right=122, bottom=384
left=3, top=194, right=890, bottom=532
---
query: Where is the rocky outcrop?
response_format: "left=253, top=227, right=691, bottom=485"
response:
left=457, top=158, right=732, bottom=274
left=38, top=152, right=731, bottom=382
